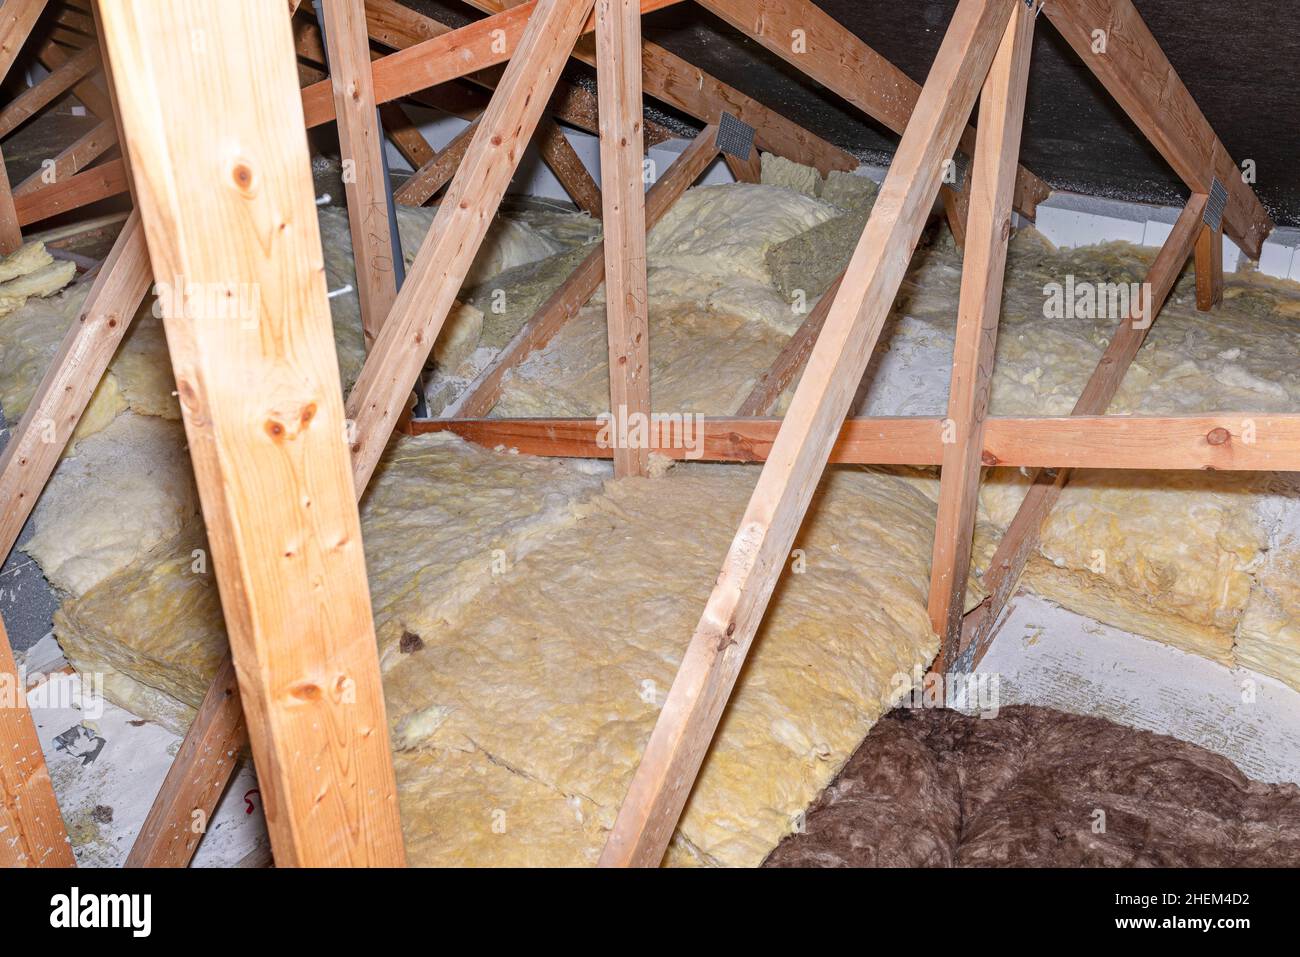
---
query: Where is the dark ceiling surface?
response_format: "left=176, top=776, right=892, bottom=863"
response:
left=639, top=0, right=1299, bottom=227
left=413, top=1, right=1298, bottom=229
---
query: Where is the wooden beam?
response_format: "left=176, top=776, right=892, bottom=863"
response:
left=344, top=0, right=601, bottom=492
left=537, top=118, right=602, bottom=216
left=124, top=656, right=244, bottom=867
left=12, top=117, right=115, bottom=196
left=442, top=125, right=720, bottom=420
left=298, top=0, right=683, bottom=129
left=1042, top=0, right=1271, bottom=258
left=1195, top=220, right=1223, bottom=311
left=696, top=0, right=1050, bottom=220
left=959, top=192, right=1207, bottom=664
left=99, top=0, right=404, bottom=866
left=595, top=0, right=650, bottom=477
left=927, top=1, right=1034, bottom=662
left=392, top=117, right=477, bottom=207
left=320, top=0, right=399, bottom=349
left=0, top=143, right=20, bottom=253
left=599, top=0, right=1014, bottom=868
left=378, top=102, right=436, bottom=169
left=0, top=0, right=46, bottom=84
left=0, top=212, right=150, bottom=568
left=0, top=614, right=75, bottom=867
left=736, top=272, right=842, bottom=416
left=465, top=0, right=857, bottom=176
left=722, top=143, right=761, bottom=184
left=36, top=37, right=113, bottom=120
left=0, top=42, right=99, bottom=139
left=14, top=152, right=125, bottom=227
left=416, top=412, right=1300, bottom=472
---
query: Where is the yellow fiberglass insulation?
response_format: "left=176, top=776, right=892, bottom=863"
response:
left=53, top=433, right=940, bottom=866
left=10, top=160, right=1300, bottom=865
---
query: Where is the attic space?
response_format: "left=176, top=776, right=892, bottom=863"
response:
left=0, top=0, right=1298, bottom=891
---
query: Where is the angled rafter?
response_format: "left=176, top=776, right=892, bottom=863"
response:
left=13, top=154, right=126, bottom=226
left=736, top=272, right=843, bottom=416
left=0, top=212, right=150, bottom=567
left=319, top=0, right=399, bottom=349
left=392, top=116, right=478, bottom=206
left=927, top=2, right=1035, bottom=661
left=443, top=125, right=721, bottom=420
left=466, top=0, right=856, bottom=176
left=12, top=117, right=114, bottom=196
left=99, top=0, right=404, bottom=866
left=37, top=37, right=114, bottom=120
left=1042, top=0, right=1270, bottom=258
left=537, top=118, right=602, bottom=216
left=959, top=192, right=1208, bottom=665
left=0, top=42, right=99, bottom=139
left=0, top=0, right=46, bottom=83
left=599, top=0, right=1016, bottom=868
left=696, top=0, right=1050, bottom=220
left=595, top=0, right=650, bottom=477
left=345, top=0, right=600, bottom=490
left=0, top=614, right=74, bottom=867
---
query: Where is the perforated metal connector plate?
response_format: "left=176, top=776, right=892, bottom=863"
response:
left=716, top=112, right=756, bottom=161
left=1204, top=177, right=1228, bottom=232
left=945, top=151, right=970, bottom=191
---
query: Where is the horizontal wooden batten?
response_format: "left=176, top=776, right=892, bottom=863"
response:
left=414, top=413, right=1300, bottom=472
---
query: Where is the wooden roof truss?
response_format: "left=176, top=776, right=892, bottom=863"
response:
left=0, top=0, right=1283, bottom=868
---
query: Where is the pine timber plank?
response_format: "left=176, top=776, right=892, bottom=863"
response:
left=98, top=0, right=404, bottom=866
left=37, top=36, right=113, bottom=121
left=466, top=0, right=856, bottom=176
left=0, top=42, right=98, bottom=138
left=598, top=0, right=1016, bottom=868
left=0, top=212, right=150, bottom=567
left=13, top=155, right=126, bottom=225
left=320, top=0, right=399, bottom=349
left=344, top=0, right=601, bottom=492
left=537, top=117, right=602, bottom=216
left=391, top=116, right=478, bottom=206
left=959, top=193, right=1208, bottom=665
left=1041, top=0, right=1271, bottom=258
left=696, top=0, right=1050, bottom=220
left=595, top=0, right=650, bottom=477
left=0, top=614, right=75, bottom=867
left=416, top=413, right=1300, bottom=472
left=1195, top=221, right=1223, bottom=311
left=735, top=272, right=843, bottom=416
left=441, top=125, right=720, bottom=421
left=927, top=0, right=1034, bottom=661
left=0, top=0, right=46, bottom=83
left=12, top=117, right=114, bottom=196
left=0, top=142, right=19, bottom=252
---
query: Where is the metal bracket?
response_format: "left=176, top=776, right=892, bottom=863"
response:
left=1203, top=177, right=1228, bottom=232
left=945, top=151, right=970, bottom=192
left=716, top=112, right=756, bottom=161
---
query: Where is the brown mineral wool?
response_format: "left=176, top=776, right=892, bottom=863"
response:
left=764, top=705, right=1300, bottom=867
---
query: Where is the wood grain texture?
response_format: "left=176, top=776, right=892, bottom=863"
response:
left=12, top=118, right=115, bottom=197
left=596, top=0, right=650, bottom=476
left=696, top=0, right=1050, bottom=219
left=927, top=1, right=1034, bottom=661
left=416, top=413, right=1300, bottom=471
left=0, top=212, right=150, bottom=567
left=13, top=155, right=127, bottom=226
left=0, top=42, right=99, bottom=138
left=599, top=0, right=1015, bottom=868
left=0, top=142, right=19, bottom=252
left=392, top=117, right=478, bottom=206
left=99, top=0, right=403, bottom=866
left=1195, top=221, right=1223, bottom=311
left=124, top=656, right=244, bottom=867
left=37, top=38, right=114, bottom=120
left=441, top=126, right=719, bottom=420
left=0, top=0, right=46, bottom=83
left=465, top=0, right=856, bottom=175
left=345, top=0, right=599, bottom=492
left=960, top=193, right=1207, bottom=665
left=537, top=117, right=602, bottom=215
left=1042, top=0, right=1271, bottom=258
left=320, top=0, right=399, bottom=349
left=0, top=614, right=74, bottom=867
